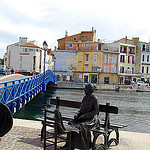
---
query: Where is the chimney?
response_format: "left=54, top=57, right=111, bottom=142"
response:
left=54, top=46, right=57, bottom=51
left=125, top=36, right=127, bottom=43
left=92, top=27, right=94, bottom=32
left=65, top=30, right=68, bottom=37
left=98, top=39, right=101, bottom=42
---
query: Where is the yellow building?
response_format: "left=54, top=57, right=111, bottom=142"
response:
left=74, top=50, right=101, bottom=83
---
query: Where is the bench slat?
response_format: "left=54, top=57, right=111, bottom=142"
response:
left=50, top=98, right=118, bottom=114
left=50, top=98, right=81, bottom=108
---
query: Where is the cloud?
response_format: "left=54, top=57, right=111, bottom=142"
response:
left=0, top=0, right=150, bottom=58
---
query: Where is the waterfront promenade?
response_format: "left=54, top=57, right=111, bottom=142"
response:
left=0, top=118, right=150, bottom=150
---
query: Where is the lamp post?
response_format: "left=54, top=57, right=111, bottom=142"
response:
left=53, top=56, right=56, bottom=83
left=42, top=41, right=48, bottom=91
left=97, top=67, right=101, bottom=85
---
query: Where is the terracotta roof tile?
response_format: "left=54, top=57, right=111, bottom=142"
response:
left=20, top=42, right=40, bottom=48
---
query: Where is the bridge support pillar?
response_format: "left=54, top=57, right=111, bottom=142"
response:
left=22, top=96, right=27, bottom=106
left=42, top=83, right=46, bottom=92
left=17, top=98, right=22, bottom=110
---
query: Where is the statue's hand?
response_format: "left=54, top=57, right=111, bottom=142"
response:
left=74, top=114, right=78, bottom=120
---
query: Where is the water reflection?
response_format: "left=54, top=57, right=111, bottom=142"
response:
left=14, top=88, right=150, bottom=134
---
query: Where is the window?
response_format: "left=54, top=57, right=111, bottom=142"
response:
left=120, top=55, right=125, bottom=63
left=73, top=37, right=77, bottom=41
left=98, top=44, right=101, bottom=50
left=112, top=55, right=116, bottom=64
left=127, top=67, right=130, bottom=73
left=85, top=54, right=89, bottom=61
left=132, top=56, right=134, bottom=64
left=20, top=64, right=22, bottom=69
left=104, top=77, right=109, bottom=84
left=105, top=54, right=109, bottom=63
left=142, top=44, right=145, bottom=51
left=33, top=56, right=36, bottom=70
left=132, top=67, right=134, bottom=74
left=128, top=56, right=130, bottom=63
left=129, top=48, right=132, bottom=54
left=142, top=55, right=145, bottom=62
left=85, top=36, right=87, bottom=41
left=92, top=66, right=98, bottom=72
left=147, top=67, right=149, bottom=74
left=104, top=66, right=109, bottom=72
left=94, top=55, right=97, bottom=61
left=20, top=56, right=22, bottom=62
left=112, top=66, right=116, bottom=73
left=67, top=44, right=73, bottom=47
left=85, top=43, right=90, bottom=47
left=120, top=47, right=123, bottom=53
left=142, top=66, right=144, bottom=73
left=23, top=48, right=29, bottom=52
left=146, top=45, right=149, bottom=52
left=85, top=65, right=88, bottom=71
left=120, top=66, right=124, bottom=73
left=147, top=55, right=149, bottom=62
left=123, top=47, right=127, bottom=53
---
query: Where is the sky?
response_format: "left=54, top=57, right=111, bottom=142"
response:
left=0, top=0, right=150, bottom=58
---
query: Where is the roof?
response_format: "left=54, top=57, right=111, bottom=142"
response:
left=20, top=42, right=40, bottom=48
left=57, top=30, right=93, bottom=41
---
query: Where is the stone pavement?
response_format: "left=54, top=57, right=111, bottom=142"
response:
left=0, top=119, right=150, bottom=150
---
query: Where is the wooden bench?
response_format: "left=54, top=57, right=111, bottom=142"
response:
left=37, top=97, right=127, bottom=150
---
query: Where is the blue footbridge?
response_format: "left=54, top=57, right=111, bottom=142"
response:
left=0, top=70, right=56, bottom=115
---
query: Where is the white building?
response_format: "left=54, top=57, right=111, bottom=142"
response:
left=6, top=37, right=54, bottom=75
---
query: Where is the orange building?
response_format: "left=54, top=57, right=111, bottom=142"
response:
left=57, top=27, right=103, bottom=51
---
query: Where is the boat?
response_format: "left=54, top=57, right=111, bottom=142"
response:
left=136, top=86, right=150, bottom=92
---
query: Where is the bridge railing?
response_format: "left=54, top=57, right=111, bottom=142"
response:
left=0, top=70, right=55, bottom=109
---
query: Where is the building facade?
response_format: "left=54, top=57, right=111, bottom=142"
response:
left=57, top=27, right=96, bottom=50
left=101, top=49, right=119, bottom=84
left=6, top=37, right=53, bottom=75
left=54, top=50, right=78, bottom=81
left=114, top=36, right=150, bottom=83
left=75, top=50, right=101, bottom=83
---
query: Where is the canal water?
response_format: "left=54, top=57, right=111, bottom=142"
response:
left=13, top=88, right=150, bottom=134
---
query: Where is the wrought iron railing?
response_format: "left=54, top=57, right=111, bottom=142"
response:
left=0, top=70, right=55, bottom=114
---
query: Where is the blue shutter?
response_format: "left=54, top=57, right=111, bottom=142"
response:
left=147, top=55, right=149, bottom=62
left=96, top=43, right=98, bottom=50
left=142, top=66, right=144, bottom=73
left=67, top=44, right=70, bottom=47
left=146, top=45, right=149, bottom=52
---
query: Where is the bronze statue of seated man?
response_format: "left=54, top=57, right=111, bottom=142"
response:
left=61, top=83, right=99, bottom=150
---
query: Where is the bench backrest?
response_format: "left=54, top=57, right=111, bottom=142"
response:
left=50, top=97, right=118, bottom=129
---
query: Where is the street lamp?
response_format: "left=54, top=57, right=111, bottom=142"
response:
left=42, top=41, right=48, bottom=91
left=97, top=67, right=101, bottom=85
left=53, top=56, right=56, bottom=83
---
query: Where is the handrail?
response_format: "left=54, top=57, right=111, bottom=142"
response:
left=0, top=70, right=55, bottom=108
